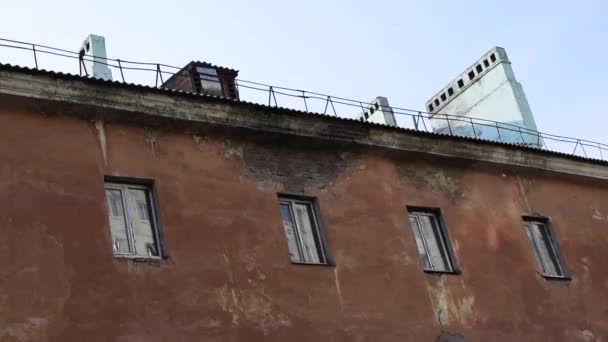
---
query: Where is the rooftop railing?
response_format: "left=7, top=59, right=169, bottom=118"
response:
left=1, top=37, right=606, bottom=161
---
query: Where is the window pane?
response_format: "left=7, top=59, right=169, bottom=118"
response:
left=409, top=215, right=432, bottom=270
left=126, top=189, right=159, bottom=257
left=293, top=203, right=321, bottom=263
left=137, top=200, right=149, bottom=221
left=105, top=189, right=130, bottom=254
left=418, top=214, right=450, bottom=271
left=280, top=203, right=302, bottom=262
left=528, top=222, right=561, bottom=276
left=196, top=67, right=223, bottom=96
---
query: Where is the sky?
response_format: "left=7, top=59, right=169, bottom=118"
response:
left=1, top=0, right=608, bottom=145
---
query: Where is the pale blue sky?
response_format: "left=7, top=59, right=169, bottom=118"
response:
left=2, top=1, right=607, bottom=143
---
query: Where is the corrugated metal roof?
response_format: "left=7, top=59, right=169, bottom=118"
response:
left=1, top=62, right=606, bottom=167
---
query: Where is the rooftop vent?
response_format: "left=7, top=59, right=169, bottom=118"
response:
left=162, top=61, right=239, bottom=100
left=79, top=34, right=112, bottom=81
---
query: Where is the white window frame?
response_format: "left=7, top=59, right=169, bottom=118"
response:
left=407, top=208, right=458, bottom=273
left=278, top=196, right=330, bottom=265
left=522, top=216, right=568, bottom=279
left=105, top=182, right=163, bottom=260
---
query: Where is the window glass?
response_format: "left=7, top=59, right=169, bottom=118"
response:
left=104, top=183, right=162, bottom=258
left=196, top=67, right=223, bottom=96
left=105, top=189, right=130, bottom=254
left=278, top=197, right=327, bottom=264
left=409, top=216, right=431, bottom=270
left=408, top=210, right=455, bottom=273
left=280, top=203, right=302, bottom=262
left=524, top=219, right=564, bottom=277
left=293, top=202, right=321, bottom=263
left=126, top=189, right=159, bottom=257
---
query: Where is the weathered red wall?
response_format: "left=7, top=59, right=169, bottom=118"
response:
left=0, top=102, right=607, bottom=341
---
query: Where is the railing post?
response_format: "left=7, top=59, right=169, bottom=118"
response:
left=540, top=132, right=548, bottom=150
left=32, top=44, right=38, bottom=69
left=301, top=91, right=308, bottom=112
left=495, top=122, right=502, bottom=142
left=419, top=112, right=428, bottom=132
left=470, top=118, right=477, bottom=138
left=518, top=127, right=525, bottom=145
left=117, top=59, right=125, bottom=82
left=325, top=96, right=337, bottom=116
left=598, top=143, right=604, bottom=160
left=445, top=114, right=453, bottom=135
left=268, top=86, right=277, bottom=107
left=157, top=64, right=164, bottom=86
left=359, top=102, right=366, bottom=121
left=578, top=140, right=588, bottom=157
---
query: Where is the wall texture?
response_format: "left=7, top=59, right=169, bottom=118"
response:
left=0, top=71, right=607, bottom=341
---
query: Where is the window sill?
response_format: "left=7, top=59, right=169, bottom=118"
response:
left=423, top=268, right=461, bottom=275
left=290, top=261, right=335, bottom=267
left=114, top=255, right=165, bottom=264
left=538, top=272, right=571, bottom=281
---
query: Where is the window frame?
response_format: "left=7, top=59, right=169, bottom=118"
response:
left=277, top=194, right=333, bottom=266
left=104, top=177, right=165, bottom=260
left=195, top=66, right=224, bottom=96
left=407, top=206, right=460, bottom=274
left=521, top=215, right=570, bottom=280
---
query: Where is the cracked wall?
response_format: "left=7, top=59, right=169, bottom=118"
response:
left=0, top=96, right=608, bottom=341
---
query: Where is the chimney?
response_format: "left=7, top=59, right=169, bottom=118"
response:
left=79, top=34, right=113, bottom=81
left=359, top=96, right=397, bottom=126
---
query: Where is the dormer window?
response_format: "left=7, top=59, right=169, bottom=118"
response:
left=161, top=61, right=240, bottom=100
left=196, top=67, right=223, bottom=97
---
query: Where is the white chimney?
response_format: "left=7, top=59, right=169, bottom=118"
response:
left=359, top=96, right=397, bottom=126
left=79, top=34, right=113, bottom=81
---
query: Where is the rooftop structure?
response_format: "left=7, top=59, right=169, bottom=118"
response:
left=0, top=37, right=604, bottom=161
left=358, top=96, right=397, bottom=126
left=161, top=61, right=239, bottom=99
left=426, top=47, right=541, bottom=147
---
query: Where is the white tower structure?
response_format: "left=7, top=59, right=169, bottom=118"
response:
left=79, top=34, right=113, bottom=81
left=425, top=47, right=540, bottom=146
left=359, top=96, right=397, bottom=126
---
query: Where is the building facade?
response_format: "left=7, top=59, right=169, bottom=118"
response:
left=0, top=64, right=607, bottom=342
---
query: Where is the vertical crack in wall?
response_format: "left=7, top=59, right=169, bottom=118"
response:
left=516, top=175, right=532, bottom=212
left=93, top=120, right=108, bottom=166
left=333, top=267, right=344, bottom=312
left=144, top=127, right=160, bottom=158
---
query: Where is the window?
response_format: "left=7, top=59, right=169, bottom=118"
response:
left=490, top=53, right=497, bottom=63
left=105, top=181, right=162, bottom=258
left=196, top=67, right=224, bottom=97
left=278, top=195, right=329, bottom=264
left=476, top=64, right=483, bottom=73
left=428, top=104, right=434, bottom=112
left=457, top=79, right=464, bottom=88
left=407, top=207, right=458, bottom=273
left=522, top=217, right=568, bottom=278
left=468, top=70, right=475, bottom=80
left=440, top=93, right=446, bottom=101
left=447, top=87, right=454, bottom=96
left=483, top=59, right=489, bottom=67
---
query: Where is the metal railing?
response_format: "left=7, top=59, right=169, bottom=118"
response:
left=1, top=37, right=607, bottom=161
